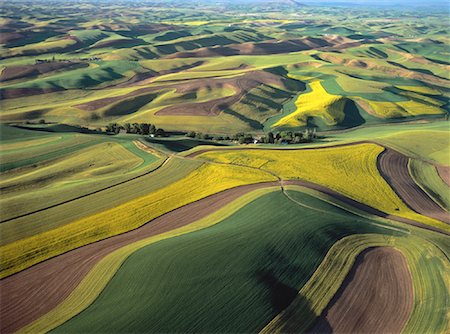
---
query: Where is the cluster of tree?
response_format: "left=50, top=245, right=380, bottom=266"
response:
left=35, top=56, right=100, bottom=64
left=105, top=123, right=166, bottom=136
left=264, top=129, right=317, bottom=144
left=186, top=131, right=236, bottom=142
left=185, top=129, right=318, bottom=145
left=25, top=119, right=47, bottom=124
left=186, top=131, right=214, bottom=140
left=233, top=128, right=318, bottom=145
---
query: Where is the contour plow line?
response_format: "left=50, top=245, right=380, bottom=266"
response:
left=377, top=147, right=450, bottom=224
left=260, top=233, right=450, bottom=334
left=310, top=247, right=413, bottom=333
left=15, top=186, right=280, bottom=334
left=0, top=153, right=169, bottom=224
left=0, top=182, right=279, bottom=334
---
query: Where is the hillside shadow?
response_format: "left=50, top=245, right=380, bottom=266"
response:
left=255, top=247, right=332, bottom=333
left=256, top=268, right=298, bottom=312
left=144, top=137, right=228, bottom=153
left=340, top=99, right=366, bottom=128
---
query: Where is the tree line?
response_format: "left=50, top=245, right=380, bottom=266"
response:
left=105, top=123, right=166, bottom=136
left=185, top=128, right=318, bottom=145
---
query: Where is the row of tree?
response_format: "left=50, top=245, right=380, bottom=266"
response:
left=263, top=129, right=318, bottom=144
left=184, top=128, right=318, bottom=145
left=105, top=123, right=166, bottom=136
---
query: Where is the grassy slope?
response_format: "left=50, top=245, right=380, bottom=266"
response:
left=49, top=190, right=393, bottom=333
left=1, top=142, right=144, bottom=221
left=380, top=130, right=450, bottom=166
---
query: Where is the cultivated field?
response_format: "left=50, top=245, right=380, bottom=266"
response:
left=0, top=1, right=449, bottom=333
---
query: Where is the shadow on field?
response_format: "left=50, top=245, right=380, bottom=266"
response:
left=340, top=99, right=366, bottom=128
left=255, top=247, right=332, bottom=333
left=256, top=269, right=298, bottom=312
left=308, top=247, right=377, bottom=334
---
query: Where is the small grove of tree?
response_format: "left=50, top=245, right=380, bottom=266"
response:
left=105, top=122, right=165, bottom=136
left=231, top=128, right=317, bottom=145
left=183, top=128, right=318, bottom=145
left=185, top=131, right=213, bottom=140
left=155, top=128, right=166, bottom=137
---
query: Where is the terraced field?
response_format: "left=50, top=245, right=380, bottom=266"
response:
left=1, top=1, right=449, bottom=333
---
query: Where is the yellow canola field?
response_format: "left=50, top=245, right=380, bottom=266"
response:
left=273, top=81, right=346, bottom=128
left=0, top=162, right=277, bottom=278
left=199, top=143, right=448, bottom=231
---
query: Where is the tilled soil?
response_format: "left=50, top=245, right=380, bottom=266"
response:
left=309, top=247, right=413, bottom=334
left=378, top=148, right=450, bottom=224
left=437, top=165, right=450, bottom=188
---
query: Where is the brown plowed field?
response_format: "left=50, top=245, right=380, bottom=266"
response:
left=378, top=148, right=450, bottom=224
left=437, top=165, right=450, bottom=187
left=310, top=247, right=413, bottom=334
left=0, top=87, right=63, bottom=99
left=0, top=182, right=278, bottom=334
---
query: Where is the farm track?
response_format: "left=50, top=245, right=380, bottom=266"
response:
left=378, top=148, right=450, bottom=224
left=0, top=182, right=278, bottom=334
left=310, top=247, right=413, bottom=333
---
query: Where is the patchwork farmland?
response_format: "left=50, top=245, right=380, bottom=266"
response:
left=0, top=0, right=449, bottom=333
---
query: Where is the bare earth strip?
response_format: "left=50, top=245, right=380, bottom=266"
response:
left=0, top=182, right=278, bottom=334
left=378, top=148, right=450, bottom=224
left=437, top=165, right=450, bottom=187
left=310, top=247, right=413, bottom=334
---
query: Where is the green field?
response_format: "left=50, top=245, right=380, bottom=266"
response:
left=51, top=190, right=400, bottom=333
left=1, top=1, right=449, bottom=334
